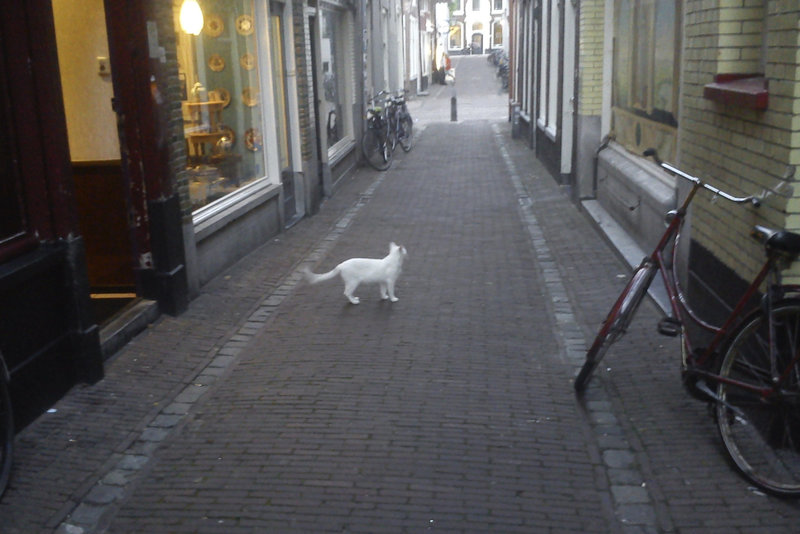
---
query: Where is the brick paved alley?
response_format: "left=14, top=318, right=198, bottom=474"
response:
left=101, top=114, right=612, bottom=531
left=1, top=56, right=800, bottom=533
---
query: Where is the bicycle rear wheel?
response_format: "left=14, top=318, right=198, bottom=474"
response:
left=0, top=376, right=12, bottom=497
left=361, top=127, right=392, bottom=171
left=574, top=261, right=657, bottom=393
left=399, top=115, right=413, bottom=152
left=716, top=299, right=800, bottom=496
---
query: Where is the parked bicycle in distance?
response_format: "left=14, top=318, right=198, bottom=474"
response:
left=386, top=91, right=413, bottom=154
left=361, top=91, right=393, bottom=171
left=361, top=90, right=414, bottom=172
left=575, top=148, right=800, bottom=497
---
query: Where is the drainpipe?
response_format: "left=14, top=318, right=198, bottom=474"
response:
left=591, top=134, right=612, bottom=199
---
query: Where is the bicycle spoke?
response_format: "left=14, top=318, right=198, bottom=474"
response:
left=730, top=352, right=772, bottom=387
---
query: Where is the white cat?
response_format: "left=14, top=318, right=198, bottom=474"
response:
left=303, top=242, right=407, bottom=304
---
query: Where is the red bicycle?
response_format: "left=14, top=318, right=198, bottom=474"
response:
left=575, top=149, right=800, bottom=497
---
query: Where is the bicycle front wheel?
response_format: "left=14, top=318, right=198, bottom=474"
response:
left=0, top=377, right=12, bottom=497
left=716, top=299, right=800, bottom=496
left=361, top=127, right=392, bottom=171
left=574, top=261, right=657, bottom=393
left=399, top=115, right=413, bottom=152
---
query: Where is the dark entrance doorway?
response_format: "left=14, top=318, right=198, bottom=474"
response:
left=52, top=1, right=138, bottom=327
left=471, top=33, right=484, bottom=54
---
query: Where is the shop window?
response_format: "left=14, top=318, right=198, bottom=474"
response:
left=492, top=22, right=502, bottom=47
left=612, top=0, right=680, bottom=159
left=174, top=0, right=269, bottom=211
left=321, top=7, right=354, bottom=153
left=449, top=24, right=463, bottom=49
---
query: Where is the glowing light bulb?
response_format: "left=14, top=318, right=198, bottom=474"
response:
left=180, top=0, right=204, bottom=36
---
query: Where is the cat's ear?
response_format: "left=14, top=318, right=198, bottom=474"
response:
left=390, top=242, right=397, bottom=250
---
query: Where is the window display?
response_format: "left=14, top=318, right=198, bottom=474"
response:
left=321, top=8, right=352, bottom=150
left=174, top=0, right=268, bottom=211
left=611, top=0, right=679, bottom=159
left=449, top=24, right=462, bottom=49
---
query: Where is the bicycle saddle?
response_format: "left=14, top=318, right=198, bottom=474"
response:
left=752, top=225, right=800, bottom=255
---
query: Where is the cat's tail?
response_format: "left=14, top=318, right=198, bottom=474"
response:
left=302, top=266, right=340, bottom=285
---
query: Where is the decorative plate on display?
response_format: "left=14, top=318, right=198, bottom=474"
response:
left=208, top=54, right=225, bottom=72
left=204, top=14, right=224, bottom=37
left=244, top=128, right=263, bottom=151
left=236, top=14, right=254, bottom=36
left=218, top=124, right=235, bottom=145
left=215, top=87, right=231, bottom=107
left=241, top=87, right=259, bottom=107
left=240, top=53, right=256, bottom=71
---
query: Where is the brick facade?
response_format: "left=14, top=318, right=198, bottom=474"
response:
left=161, top=0, right=192, bottom=222
left=577, top=0, right=604, bottom=117
left=294, top=0, right=315, bottom=163
left=682, top=1, right=800, bottom=285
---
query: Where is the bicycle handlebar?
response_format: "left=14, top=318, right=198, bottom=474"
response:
left=644, top=148, right=761, bottom=207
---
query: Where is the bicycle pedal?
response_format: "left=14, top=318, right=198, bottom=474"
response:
left=657, top=317, right=681, bottom=337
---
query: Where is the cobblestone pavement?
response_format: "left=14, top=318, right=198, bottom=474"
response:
left=1, top=56, right=799, bottom=533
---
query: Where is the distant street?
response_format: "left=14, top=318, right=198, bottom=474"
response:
left=2, top=53, right=800, bottom=534
left=408, top=55, right=509, bottom=126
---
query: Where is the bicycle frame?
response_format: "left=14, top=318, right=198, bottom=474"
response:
left=641, top=159, right=800, bottom=397
left=579, top=151, right=800, bottom=495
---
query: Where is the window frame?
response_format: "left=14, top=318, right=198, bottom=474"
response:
left=449, top=23, right=464, bottom=49
left=612, top=0, right=680, bottom=125
left=537, top=0, right=560, bottom=140
left=320, top=2, right=356, bottom=162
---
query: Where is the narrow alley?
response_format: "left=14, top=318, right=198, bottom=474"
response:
left=1, top=57, right=798, bottom=534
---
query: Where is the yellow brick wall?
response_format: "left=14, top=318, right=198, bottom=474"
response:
left=578, top=0, right=604, bottom=116
left=681, top=0, right=800, bottom=283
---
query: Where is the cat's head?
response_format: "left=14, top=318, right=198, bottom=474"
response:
left=390, top=242, right=407, bottom=258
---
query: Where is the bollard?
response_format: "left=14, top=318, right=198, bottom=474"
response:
left=450, top=89, right=457, bottom=122
left=511, top=102, right=521, bottom=139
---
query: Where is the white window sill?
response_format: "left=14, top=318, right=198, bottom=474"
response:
left=193, top=178, right=281, bottom=241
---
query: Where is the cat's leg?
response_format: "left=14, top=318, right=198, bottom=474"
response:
left=380, top=282, right=389, bottom=300
left=386, top=279, right=399, bottom=302
left=343, top=278, right=360, bottom=304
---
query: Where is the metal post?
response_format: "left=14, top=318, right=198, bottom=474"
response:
left=450, top=88, right=457, bottom=122
left=511, top=102, right=520, bottom=139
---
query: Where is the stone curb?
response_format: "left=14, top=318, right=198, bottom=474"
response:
left=493, top=123, right=660, bottom=532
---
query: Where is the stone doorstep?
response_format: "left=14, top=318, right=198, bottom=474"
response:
left=581, top=199, right=670, bottom=314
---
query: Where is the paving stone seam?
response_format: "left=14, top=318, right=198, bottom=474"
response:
left=55, top=172, right=389, bottom=534
left=492, top=123, right=662, bottom=532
